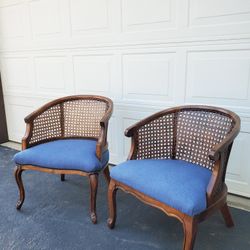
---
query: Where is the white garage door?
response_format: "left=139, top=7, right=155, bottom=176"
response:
left=0, top=0, right=250, bottom=197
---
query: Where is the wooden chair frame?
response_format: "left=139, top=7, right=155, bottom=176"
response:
left=14, top=95, right=113, bottom=224
left=107, top=105, right=240, bottom=250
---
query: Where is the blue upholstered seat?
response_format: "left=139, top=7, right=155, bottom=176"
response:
left=110, top=159, right=212, bottom=216
left=14, top=139, right=109, bottom=172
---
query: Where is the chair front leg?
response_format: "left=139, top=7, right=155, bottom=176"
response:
left=107, top=179, right=117, bottom=229
left=14, top=166, right=25, bottom=210
left=182, top=216, right=198, bottom=250
left=89, top=173, right=98, bottom=224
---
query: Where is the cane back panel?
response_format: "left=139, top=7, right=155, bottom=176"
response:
left=29, top=99, right=108, bottom=146
left=135, top=109, right=234, bottom=170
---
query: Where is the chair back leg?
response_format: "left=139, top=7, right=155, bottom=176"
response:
left=61, top=174, right=65, bottom=181
left=220, top=203, right=234, bottom=227
left=103, top=165, right=110, bottom=183
left=89, top=174, right=98, bottom=224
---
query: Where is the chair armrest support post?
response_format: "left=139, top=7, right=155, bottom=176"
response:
left=207, top=116, right=240, bottom=204
left=96, top=121, right=107, bottom=160
left=207, top=142, right=234, bottom=205
left=22, top=122, right=33, bottom=150
left=206, top=159, right=221, bottom=204
left=126, top=131, right=138, bottom=160
left=95, top=102, right=113, bottom=160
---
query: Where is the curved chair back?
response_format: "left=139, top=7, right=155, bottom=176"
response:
left=134, top=106, right=240, bottom=171
left=25, top=95, right=113, bottom=147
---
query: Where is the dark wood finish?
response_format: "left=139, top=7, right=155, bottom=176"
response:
left=103, top=165, right=111, bottom=183
left=0, top=73, right=8, bottom=143
left=108, top=105, right=240, bottom=250
left=107, top=180, right=117, bottom=229
left=183, top=217, right=198, bottom=250
left=15, top=95, right=113, bottom=224
left=89, top=174, right=98, bottom=224
left=220, top=203, right=234, bottom=227
left=14, top=166, right=25, bottom=210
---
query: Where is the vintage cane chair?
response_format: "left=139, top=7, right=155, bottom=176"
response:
left=14, top=95, right=113, bottom=224
left=107, top=105, right=240, bottom=250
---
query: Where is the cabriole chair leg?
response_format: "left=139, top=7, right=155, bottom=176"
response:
left=107, top=180, right=117, bottom=229
left=182, top=216, right=198, bottom=250
left=220, top=203, right=234, bottom=227
left=14, top=166, right=25, bottom=210
left=89, top=173, right=98, bottom=224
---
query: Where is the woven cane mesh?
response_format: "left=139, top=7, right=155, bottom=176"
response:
left=29, top=99, right=108, bottom=146
left=175, top=110, right=233, bottom=170
left=134, top=109, right=234, bottom=170
left=29, top=104, right=62, bottom=145
left=63, top=99, right=107, bottom=138
left=136, top=113, right=174, bottom=160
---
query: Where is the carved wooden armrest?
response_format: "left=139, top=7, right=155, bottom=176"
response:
left=207, top=116, right=241, bottom=203
left=208, top=119, right=241, bottom=161
left=96, top=102, right=113, bottom=160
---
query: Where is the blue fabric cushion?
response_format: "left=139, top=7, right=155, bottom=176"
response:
left=14, top=139, right=109, bottom=172
left=110, top=159, right=212, bottom=216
